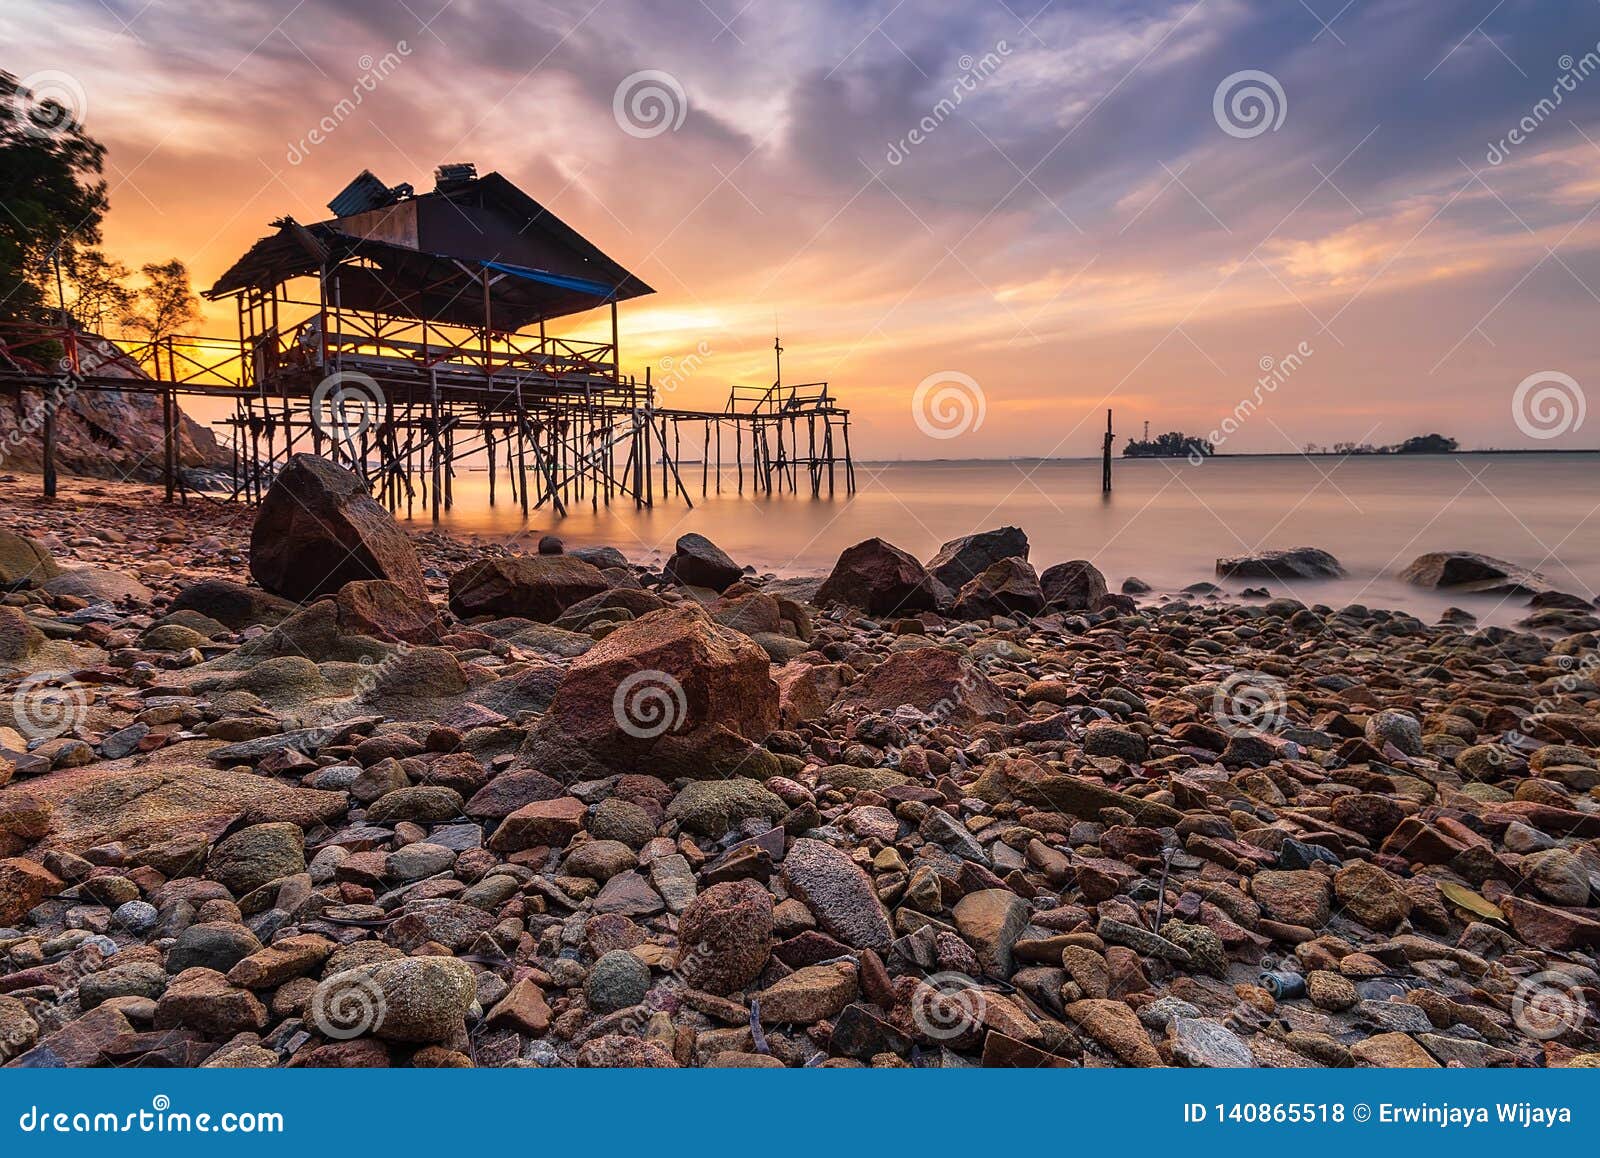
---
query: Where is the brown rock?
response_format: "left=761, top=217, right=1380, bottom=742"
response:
left=952, top=558, right=1046, bottom=619
left=774, top=660, right=848, bottom=727
left=575, top=1034, right=679, bottom=1067
left=1251, top=870, right=1330, bottom=928
left=525, top=604, right=778, bottom=777
left=757, top=961, right=858, bottom=1023
left=677, top=879, right=774, bottom=994
left=664, top=533, right=743, bottom=592
left=1502, top=896, right=1600, bottom=951
left=830, top=648, right=1013, bottom=727
left=0, top=857, right=63, bottom=924
left=1333, top=861, right=1412, bottom=930
left=1039, top=560, right=1110, bottom=611
left=447, top=555, right=609, bottom=622
left=926, top=527, right=1029, bottom=591
left=334, top=579, right=442, bottom=643
left=487, top=796, right=588, bottom=852
left=1349, top=1032, right=1439, bottom=1067
left=0, top=528, right=62, bottom=590
left=250, top=454, right=427, bottom=602
left=815, top=538, right=940, bottom=615
left=154, top=967, right=269, bottom=1037
left=226, top=934, right=335, bottom=988
left=486, top=977, right=552, bottom=1035
left=1066, top=999, right=1162, bottom=1066
left=952, top=889, right=1031, bottom=977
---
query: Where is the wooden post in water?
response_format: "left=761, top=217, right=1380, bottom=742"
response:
left=41, top=387, right=57, bottom=499
left=1102, top=408, right=1114, bottom=494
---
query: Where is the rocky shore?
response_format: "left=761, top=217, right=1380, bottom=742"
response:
left=0, top=459, right=1596, bottom=1069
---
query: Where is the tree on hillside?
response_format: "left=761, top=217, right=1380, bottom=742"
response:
left=121, top=259, right=200, bottom=347
left=0, top=70, right=108, bottom=327
left=65, top=249, right=133, bottom=333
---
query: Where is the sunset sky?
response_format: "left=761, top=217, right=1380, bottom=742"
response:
left=8, top=0, right=1600, bottom=458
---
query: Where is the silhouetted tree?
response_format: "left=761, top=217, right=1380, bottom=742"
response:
left=66, top=249, right=133, bottom=333
left=0, top=70, right=108, bottom=327
left=121, top=259, right=199, bottom=347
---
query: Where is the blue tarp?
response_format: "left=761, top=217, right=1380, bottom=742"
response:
left=482, top=260, right=617, bottom=300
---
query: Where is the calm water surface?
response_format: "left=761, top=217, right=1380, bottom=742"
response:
left=411, top=453, right=1600, bottom=626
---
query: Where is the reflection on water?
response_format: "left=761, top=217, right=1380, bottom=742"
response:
left=410, top=452, right=1600, bottom=626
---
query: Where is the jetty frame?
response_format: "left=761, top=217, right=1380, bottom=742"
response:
left=0, top=165, right=855, bottom=517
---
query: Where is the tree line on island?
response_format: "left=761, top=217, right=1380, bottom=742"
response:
left=1122, top=430, right=1459, bottom=458
left=1, top=70, right=200, bottom=355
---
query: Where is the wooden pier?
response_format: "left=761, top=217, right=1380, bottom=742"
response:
left=0, top=164, right=855, bottom=516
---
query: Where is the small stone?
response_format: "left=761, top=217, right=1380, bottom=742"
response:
left=1168, top=1016, right=1253, bottom=1068
left=677, top=879, right=773, bottom=994
left=1251, top=870, right=1330, bottom=927
left=207, top=824, right=305, bottom=896
left=1364, top=709, right=1422, bottom=757
left=780, top=837, right=892, bottom=952
left=585, top=949, right=651, bottom=1013
left=112, top=900, right=159, bottom=934
left=757, top=961, right=858, bottom=1023
left=1333, top=861, right=1412, bottom=930
left=1306, top=970, right=1357, bottom=1011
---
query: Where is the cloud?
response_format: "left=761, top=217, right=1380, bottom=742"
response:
left=8, top=0, right=1600, bottom=452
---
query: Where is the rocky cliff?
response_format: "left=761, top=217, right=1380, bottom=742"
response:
left=0, top=331, right=227, bottom=483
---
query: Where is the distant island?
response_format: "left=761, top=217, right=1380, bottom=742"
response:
left=1124, top=431, right=1460, bottom=458
left=1315, top=433, right=1460, bottom=455
left=1122, top=431, right=1215, bottom=458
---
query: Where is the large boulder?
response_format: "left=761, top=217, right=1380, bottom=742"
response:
left=951, top=558, right=1045, bottom=619
left=448, top=556, right=609, bottom=622
left=250, top=455, right=427, bottom=603
left=1039, top=560, right=1109, bottom=611
left=1216, top=547, right=1343, bottom=580
left=0, top=756, right=346, bottom=856
left=0, top=530, right=61, bottom=590
left=519, top=605, right=778, bottom=779
left=815, top=538, right=939, bottom=615
left=1400, top=551, right=1546, bottom=594
left=663, top=533, right=743, bottom=592
left=925, top=527, right=1029, bottom=591
left=829, top=648, right=1013, bottom=727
